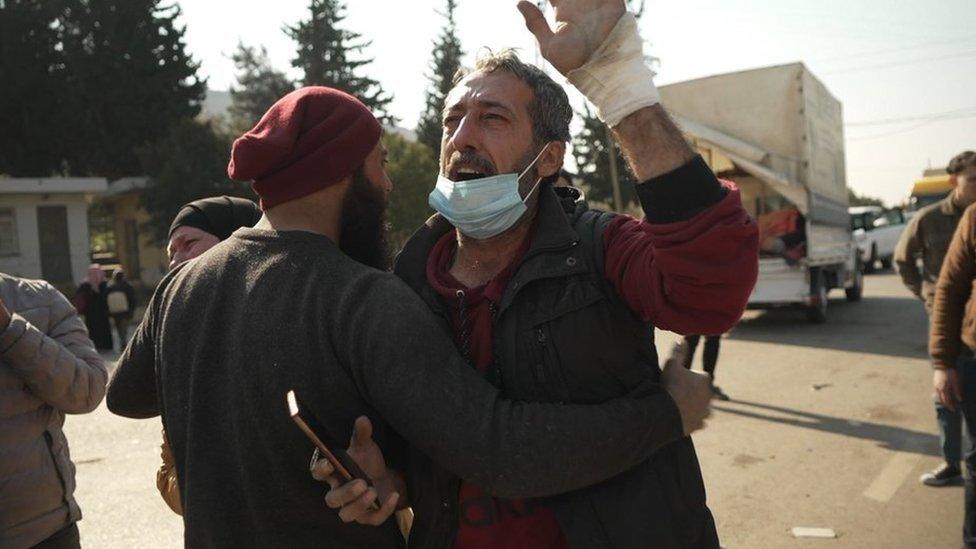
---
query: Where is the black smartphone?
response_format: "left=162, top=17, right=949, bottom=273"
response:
left=286, top=390, right=374, bottom=492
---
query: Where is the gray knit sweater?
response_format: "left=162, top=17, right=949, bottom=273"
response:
left=107, top=228, right=681, bottom=548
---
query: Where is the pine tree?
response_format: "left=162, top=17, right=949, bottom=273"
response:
left=416, top=0, right=464, bottom=155
left=58, top=0, right=206, bottom=179
left=229, top=42, right=296, bottom=135
left=137, top=119, right=254, bottom=245
left=572, top=105, right=637, bottom=208
left=0, top=0, right=69, bottom=176
left=285, top=0, right=394, bottom=124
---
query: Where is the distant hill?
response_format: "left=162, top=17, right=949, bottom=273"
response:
left=201, top=89, right=232, bottom=121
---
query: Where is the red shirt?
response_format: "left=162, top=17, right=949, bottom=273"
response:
left=426, top=231, right=570, bottom=549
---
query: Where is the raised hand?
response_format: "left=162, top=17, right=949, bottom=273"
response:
left=517, top=0, right=626, bottom=75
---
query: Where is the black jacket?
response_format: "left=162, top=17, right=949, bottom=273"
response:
left=395, top=163, right=727, bottom=548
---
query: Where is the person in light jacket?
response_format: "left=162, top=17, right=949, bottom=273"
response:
left=0, top=272, right=108, bottom=548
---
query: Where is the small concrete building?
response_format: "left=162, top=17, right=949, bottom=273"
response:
left=100, top=177, right=168, bottom=288
left=0, top=178, right=107, bottom=287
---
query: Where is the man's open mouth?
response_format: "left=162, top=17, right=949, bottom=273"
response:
left=450, top=167, right=492, bottom=182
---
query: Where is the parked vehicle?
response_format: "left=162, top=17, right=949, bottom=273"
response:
left=849, top=206, right=907, bottom=272
left=660, top=62, right=861, bottom=323
left=909, top=173, right=952, bottom=211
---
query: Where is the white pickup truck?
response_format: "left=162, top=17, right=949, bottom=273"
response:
left=659, top=63, right=862, bottom=323
left=849, top=206, right=907, bottom=273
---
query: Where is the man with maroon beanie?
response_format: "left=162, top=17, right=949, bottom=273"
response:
left=106, top=86, right=714, bottom=548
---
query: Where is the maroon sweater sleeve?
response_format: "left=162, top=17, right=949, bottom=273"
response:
left=603, top=157, right=759, bottom=335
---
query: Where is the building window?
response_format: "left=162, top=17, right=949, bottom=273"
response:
left=0, top=208, right=18, bottom=256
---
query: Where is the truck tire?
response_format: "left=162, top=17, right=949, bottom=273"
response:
left=864, top=244, right=878, bottom=274
left=846, top=261, right=864, bottom=302
left=806, top=270, right=828, bottom=323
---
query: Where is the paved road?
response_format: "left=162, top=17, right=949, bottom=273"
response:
left=63, top=273, right=959, bottom=547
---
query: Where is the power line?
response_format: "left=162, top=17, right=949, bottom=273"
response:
left=846, top=116, right=971, bottom=142
left=846, top=106, right=976, bottom=127
left=823, top=50, right=976, bottom=75
left=813, top=36, right=976, bottom=65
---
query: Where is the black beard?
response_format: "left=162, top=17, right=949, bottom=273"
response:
left=339, top=170, right=391, bottom=270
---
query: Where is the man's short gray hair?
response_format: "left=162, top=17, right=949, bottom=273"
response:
left=454, top=49, right=573, bottom=144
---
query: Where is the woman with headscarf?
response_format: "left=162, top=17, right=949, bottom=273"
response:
left=74, top=265, right=113, bottom=351
left=166, top=196, right=263, bottom=270
left=153, top=195, right=262, bottom=515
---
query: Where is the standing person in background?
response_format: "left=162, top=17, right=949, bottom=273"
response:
left=74, top=265, right=112, bottom=352
left=106, top=268, right=136, bottom=350
left=682, top=335, right=730, bottom=401
left=896, top=150, right=976, bottom=487
left=930, top=183, right=976, bottom=548
left=0, top=272, right=107, bottom=548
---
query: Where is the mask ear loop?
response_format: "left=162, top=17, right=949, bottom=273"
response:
left=517, top=143, right=552, bottom=202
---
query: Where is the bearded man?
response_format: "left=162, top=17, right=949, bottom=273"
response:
left=106, top=85, right=715, bottom=547
left=319, top=1, right=758, bottom=547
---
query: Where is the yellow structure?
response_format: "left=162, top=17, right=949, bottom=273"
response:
left=100, top=178, right=167, bottom=288
left=910, top=172, right=953, bottom=211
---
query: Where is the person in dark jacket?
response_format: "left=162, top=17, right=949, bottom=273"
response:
left=106, top=86, right=713, bottom=548
left=319, top=2, right=758, bottom=547
left=683, top=335, right=730, bottom=401
left=106, top=268, right=136, bottom=348
left=75, top=265, right=113, bottom=351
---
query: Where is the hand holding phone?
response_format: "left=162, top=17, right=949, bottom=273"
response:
left=287, top=391, right=400, bottom=524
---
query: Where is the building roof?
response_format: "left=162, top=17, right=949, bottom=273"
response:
left=0, top=177, right=107, bottom=194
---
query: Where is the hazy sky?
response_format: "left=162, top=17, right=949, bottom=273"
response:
left=176, top=0, right=975, bottom=206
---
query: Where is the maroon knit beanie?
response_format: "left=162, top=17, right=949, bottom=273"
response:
left=227, top=86, right=382, bottom=210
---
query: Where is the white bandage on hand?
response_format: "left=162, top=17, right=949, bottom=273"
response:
left=566, top=12, right=660, bottom=128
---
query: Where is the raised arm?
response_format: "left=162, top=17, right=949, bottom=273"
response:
left=0, top=281, right=107, bottom=414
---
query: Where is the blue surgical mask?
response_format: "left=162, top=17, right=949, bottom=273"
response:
left=428, top=146, right=549, bottom=240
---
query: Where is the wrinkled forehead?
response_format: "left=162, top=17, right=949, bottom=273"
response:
left=444, top=71, right=533, bottom=117
left=168, top=225, right=215, bottom=248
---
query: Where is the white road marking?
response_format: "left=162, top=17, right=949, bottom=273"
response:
left=862, top=451, right=921, bottom=502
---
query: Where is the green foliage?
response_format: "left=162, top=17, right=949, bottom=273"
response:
left=0, top=0, right=205, bottom=178
left=848, top=187, right=885, bottom=207
left=228, top=42, right=296, bottom=136
left=416, top=0, right=464, bottom=156
left=59, top=0, right=206, bottom=179
left=572, top=105, right=637, bottom=208
left=285, top=0, right=394, bottom=124
left=384, top=133, right=438, bottom=247
left=136, top=119, right=255, bottom=245
left=0, top=0, right=68, bottom=176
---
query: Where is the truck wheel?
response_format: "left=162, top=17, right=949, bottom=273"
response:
left=846, top=262, right=864, bottom=302
left=864, top=244, right=878, bottom=274
left=806, top=271, right=828, bottom=323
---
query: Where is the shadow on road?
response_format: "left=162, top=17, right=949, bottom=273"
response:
left=714, top=399, right=940, bottom=458
left=730, top=296, right=929, bottom=360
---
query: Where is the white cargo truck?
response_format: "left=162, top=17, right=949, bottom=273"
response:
left=659, top=63, right=862, bottom=323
